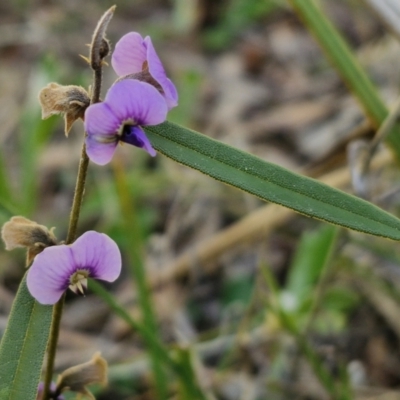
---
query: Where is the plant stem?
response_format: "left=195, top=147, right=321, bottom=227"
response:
left=43, top=137, right=91, bottom=400
left=41, top=294, right=65, bottom=400
left=261, top=264, right=352, bottom=400
left=112, top=158, right=169, bottom=399
left=90, top=279, right=207, bottom=399
left=66, top=145, right=90, bottom=244
left=41, top=4, right=111, bottom=393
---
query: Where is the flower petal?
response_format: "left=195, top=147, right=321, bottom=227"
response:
left=27, top=245, right=75, bottom=305
left=105, top=80, right=168, bottom=125
left=112, top=32, right=146, bottom=76
left=162, top=78, right=179, bottom=110
left=85, top=134, right=118, bottom=165
left=84, top=102, right=120, bottom=165
left=120, top=126, right=156, bottom=156
left=84, top=102, right=120, bottom=136
left=145, top=37, right=178, bottom=110
left=70, top=231, right=121, bottom=282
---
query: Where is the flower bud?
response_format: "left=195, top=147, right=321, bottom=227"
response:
left=99, top=38, right=111, bottom=60
left=39, top=83, right=90, bottom=136
left=55, top=352, right=108, bottom=399
left=89, top=6, right=115, bottom=70
left=1, top=216, right=57, bottom=264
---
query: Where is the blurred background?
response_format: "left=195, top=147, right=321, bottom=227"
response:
left=1, top=0, right=400, bottom=399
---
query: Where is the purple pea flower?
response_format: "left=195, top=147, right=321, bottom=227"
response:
left=84, top=80, right=167, bottom=165
left=112, top=32, right=178, bottom=110
left=27, top=231, right=121, bottom=305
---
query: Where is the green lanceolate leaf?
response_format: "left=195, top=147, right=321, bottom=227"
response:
left=145, top=122, right=400, bottom=240
left=0, top=274, right=52, bottom=400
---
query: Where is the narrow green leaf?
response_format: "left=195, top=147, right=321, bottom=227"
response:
left=287, top=0, right=400, bottom=158
left=286, top=225, right=338, bottom=301
left=112, top=162, right=169, bottom=399
left=0, top=274, right=52, bottom=400
left=174, top=348, right=208, bottom=400
left=145, top=122, right=400, bottom=240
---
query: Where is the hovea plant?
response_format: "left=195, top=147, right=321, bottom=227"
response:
left=1, top=5, right=400, bottom=400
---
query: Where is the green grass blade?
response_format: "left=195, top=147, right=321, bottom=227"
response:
left=0, top=274, right=53, bottom=400
left=112, top=161, right=168, bottom=399
left=174, top=348, right=208, bottom=400
left=286, top=225, right=338, bottom=302
left=90, top=280, right=206, bottom=399
left=261, top=266, right=352, bottom=400
left=287, top=0, right=400, bottom=158
left=145, top=122, right=400, bottom=240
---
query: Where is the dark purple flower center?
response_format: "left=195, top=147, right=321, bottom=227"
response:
left=120, top=124, right=144, bottom=148
left=115, top=72, right=164, bottom=95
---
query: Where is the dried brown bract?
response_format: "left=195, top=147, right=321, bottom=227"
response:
left=1, top=216, right=57, bottom=264
left=55, top=352, right=108, bottom=399
left=89, top=5, right=116, bottom=70
left=39, top=83, right=90, bottom=136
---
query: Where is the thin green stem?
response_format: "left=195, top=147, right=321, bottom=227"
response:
left=41, top=295, right=65, bottom=400
left=279, top=310, right=340, bottom=399
left=42, top=142, right=90, bottom=400
left=42, top=6, right=112, bottom=394
left=66, top=145, right=90, bottom=244
left=90, top=280, right=207, bottom=399
left=261, top=265, right=352, bottom=400
left=279, top=309, right=353, bottom=400
left=112, top=158, right=169, bottom=399
left=90, top=280, right=177, bottom=371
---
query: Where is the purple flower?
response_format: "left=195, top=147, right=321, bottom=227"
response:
left=112, top=32, right=178, bottom=110
left=84, top=80, right=167, bottom=165
left=27, top=231, right=121, bottom=305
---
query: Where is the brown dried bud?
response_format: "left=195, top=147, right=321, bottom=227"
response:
left=99, top=38, right=111, bottom=60
left=89, top=6, right=116, bottom=70
left=39, top=83, right=90, bottom=136
left=1, top=216, right=57, bottom=264
left=55, top=352, right=108, bottom=399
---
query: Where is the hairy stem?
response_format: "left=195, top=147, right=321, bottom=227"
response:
left=66, top=145, right=90, bottom=244
left=41, top=294, right=65, bottom=400
left=42, top=6, right=114, bottom=397
left=42, top=136, right=91, bottom=400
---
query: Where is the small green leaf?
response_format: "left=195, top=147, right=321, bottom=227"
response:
left=0, top=274, right=52, bottom=400
left=146, top=122, right=400, bottom=240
